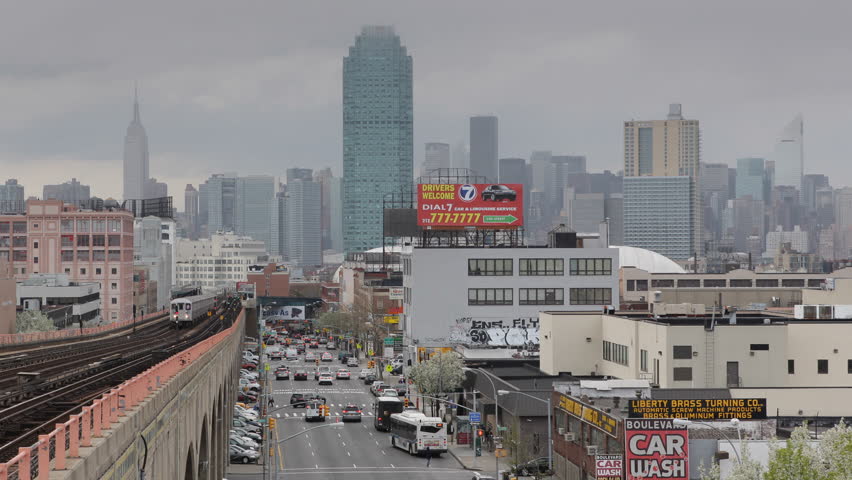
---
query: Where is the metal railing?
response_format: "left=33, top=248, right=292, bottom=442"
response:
left=0, top=310, right=166, bottom=346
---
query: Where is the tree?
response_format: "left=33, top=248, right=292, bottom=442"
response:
left=409, top=351, right=465, bottom=416
left=15, top=310, right=57, bottom=334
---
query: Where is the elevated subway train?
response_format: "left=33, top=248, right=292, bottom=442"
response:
left=170, top=292, right=219, bottom=328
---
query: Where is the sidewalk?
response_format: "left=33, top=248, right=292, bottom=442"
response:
left=449, top=444, right=513, bottom=473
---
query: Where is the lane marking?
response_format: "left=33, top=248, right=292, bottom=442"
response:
left=347, top=451, right=351, bottom=456
left=390, top=464, right=395, bottom=468
left=382, top=450, right=387, bottom=455
left=342, top=442, right=346, bottom=447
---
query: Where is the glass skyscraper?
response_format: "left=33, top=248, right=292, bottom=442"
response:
left=735, top=157, right=765, bottom=201
left=343, top=26, right=413, bottom=253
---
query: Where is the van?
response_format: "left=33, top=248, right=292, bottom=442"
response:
left=305, top=402, right=325, bottom=422
left=285, top=348, right=298, bottom=360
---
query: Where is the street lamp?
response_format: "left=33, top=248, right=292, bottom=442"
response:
left=673, top=418, right=742, bottom=464
left=464, top=367, right=501, bottom=479
left=497, top=389, right=552, bottom=472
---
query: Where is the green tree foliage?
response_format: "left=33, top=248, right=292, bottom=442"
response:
left=15, top=310, right=57, bottom=333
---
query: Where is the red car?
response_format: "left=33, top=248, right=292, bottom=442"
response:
left=242, top=362, right=258, bottom=370
left=237, top=391, right=257, bottom=403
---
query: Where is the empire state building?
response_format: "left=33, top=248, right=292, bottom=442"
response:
left=123, top=90, right=150, bottom=201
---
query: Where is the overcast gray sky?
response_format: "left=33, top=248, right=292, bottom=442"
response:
left=2, top=0, right=851, bottom=210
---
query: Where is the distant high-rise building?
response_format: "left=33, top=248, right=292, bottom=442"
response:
left=498, top=158, right=527, bottom=185
left=236, top=176, right=275, bottom=249
left=605, top=194, right=624, bottom=246
left=469, top=116, right=498, bottom=181
left=146, top=178, right=168, bottom=199
left=529, top=151, right=552, bottom=193
left=803, top=174, right=830, bottom=212
left=328, top=177, right=343, bottom=252
left=123, top=90, right=150, bottom=202
left=343, top=26, right=413, bottom=253
left=203, top=174, right=237, bottom=234
left=736, top=158, right=765, bottom=200
left=834, top=187, right=852, bottom=228
left=43, top=178, right=90, bottom=206
left=451, top=141, right=469, bottom=170
left=313, top=168, right=334, bottom=251
left=287, top=179, right=322, bottom=266
left=0, top=179, right=25, bottom=214
left=549, top=155, right=587, bottom=214
left=269, top=191, right=288, bottom=258
left=184, top=184, right=199, bottom=240
left=624, top=176, right=697, bottom=260
left=773, top=115, right=804, bottom=194
left=422, top=143, right=450, bottom=177
left=623, top=104, right=702, bottom=257
left=286, top=168, right=313, bottom=183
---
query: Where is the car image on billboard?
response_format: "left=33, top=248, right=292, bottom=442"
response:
left=417, top=183, right=524, bottom=228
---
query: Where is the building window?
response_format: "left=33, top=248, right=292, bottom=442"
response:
left=818, top=359, right=829, bottom=374
left=756, top=279, right=778, bottom=288
left=111, top=298, right=117, bottom=305
left=111, top=282, right=117, bottom=290
left=781, top=279, right=805, bottom=287
left=33, top=241, right=39, bottom=249
left=92, top=220, right=105, bottom=232
left=76, top=219, right=90, bottom=232
left=108, top=235, right=121, bottom=247
left=33, top=256, right=38, bottom=264
left=520, top=258, right=564, bottom=276
left=569, top=258, right=611, bottom=276
left=568, top=288, right=610, bottom=305
left=111, top=268, right=117, bottom=275
left=64, top=268, right=70, bottom=274
left=673, top=345, right=692, bottom=359
left=467, top=288, right=513, bottom=306
left=77, top=235, right=90, bottom=247
left=635, top=280, right=648, bottom=291
left=520, top=288, right=564, bottom=305
left=673, top=367, right=693, bottom=381
left=61, top=220, right=74, bottom=233
left=603, top=340, right=629, bottom=366
left=61, top=250, right=74, bottom=262
left=808, top=279, right=824, bottom=288
left=750, top=344, right=769, bottom=351
left=788, top=360, right=795, bottom=374
left=81, top=268, right=87, bottom=275
left=108, top=220, right=122, bottom=233
left=626, top=280, right=636, bottom=291
left=92, top=235, right=106, bottom=247
left=651, top=279, right=674, bottom=288
left=704, top=279, right=726, bottom=287
left=468, top=258, right=513, bottom=276
left=677, top=279, right=700, bottom=288
left=640, top=349, right=648, bottom=372
left=730, top=279, right=753, bottom=288
left=848, top=359, right=852, bottom=374
left=13, top=250, right=27, bottom=261
left=12, top=222, right=26, bottom=234
left=96, top=268, right=102, bottom=275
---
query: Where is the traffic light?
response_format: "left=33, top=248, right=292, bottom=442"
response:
left=269, top=418, right=277, bottom=429
left=321, top=405, right=330, bottom=416
left=475, top=429, right=484, bottom=456
left=404, top=397, right=410, bottom=407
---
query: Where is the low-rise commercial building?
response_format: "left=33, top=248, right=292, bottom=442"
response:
left=16, top=274, right=101, bottom=326
left=175, top=232, right=278, bottom=290
left=246, top=263, right=290, bottom=297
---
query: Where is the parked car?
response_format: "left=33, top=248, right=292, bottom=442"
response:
left=481, top=184, right=517, bottom=201
left=232, top=417, right=261, bottom=431
left=240, top=369, right=259, bottom=380
left=229, top=444, right=259, bottom=464
left=358, top=369, right=371, bottom=379
left=241, top=361, right=258, bottom=371
left=230, top=434, right=260, bottom=451
left=379, top=388, right=399, bottom=397
left=341, top=404, right=362, bottom=422
left=232, top=427, right=262, bottom=443
left=234, top=405, right=258, bottom=420
left=237, top=391, right=257, bottom=403
left=363, top=373, right=377, bottom=385
left=239, top=378, right=261, bottom=392
left=511, top=457, right=551, bottom=477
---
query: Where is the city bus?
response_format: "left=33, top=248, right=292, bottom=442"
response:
left=388, top=410, right=448, bottom=456
left=373, top=396, right=404, bottom=432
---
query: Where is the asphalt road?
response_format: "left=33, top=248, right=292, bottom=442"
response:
left=262, top=345, right=475, bottom=480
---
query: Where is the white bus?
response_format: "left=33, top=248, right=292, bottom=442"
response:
left=389, top=410, right=448, bottom=456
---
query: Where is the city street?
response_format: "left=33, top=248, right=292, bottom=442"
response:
left=259, top=346, right=474, bottom=479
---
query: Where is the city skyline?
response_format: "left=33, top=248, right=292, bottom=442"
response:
left=3, top=2, right=852, bottom=210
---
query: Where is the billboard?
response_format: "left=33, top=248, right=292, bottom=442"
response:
left=596, top=454, right=623, bottom=480
left=557, top=394, right=618, bottom=438
left=625, top=419, right=689, bottom=480
left=417, top=183, right=524, bottom=228
left=267, top=306, right=305, bottom=320
left=389, top=287, right=404, bottom=300
left=627, top=398, right=767, bottom=420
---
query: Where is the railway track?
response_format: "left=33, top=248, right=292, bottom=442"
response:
left=0, top=298, right=242, bottom=465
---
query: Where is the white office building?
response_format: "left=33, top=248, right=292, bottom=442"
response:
left=402, top=230, right=619, bottom=351
left=175, top=233, right=278, bottom=289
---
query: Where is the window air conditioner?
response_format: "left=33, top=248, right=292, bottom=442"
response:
left=563, top=432, right=575, bottom=441
left=557, top=427, right=566, bottom=435
left=586, top=445, right=599, bottom=456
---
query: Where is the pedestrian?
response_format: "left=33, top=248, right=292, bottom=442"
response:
left=268, top=396, right=274, bottom=408
left=425, top=447, right=432, bottom=467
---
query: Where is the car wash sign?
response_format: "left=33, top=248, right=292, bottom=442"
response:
left=625, top=419, right=688, bottom=480
left=596, top=454, right=623, bottom=480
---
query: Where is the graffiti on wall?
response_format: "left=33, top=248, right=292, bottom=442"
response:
left=448, top=317, right=540, bottom=347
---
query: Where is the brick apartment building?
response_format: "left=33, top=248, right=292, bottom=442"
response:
left=0, top=200, right=134, bottom=322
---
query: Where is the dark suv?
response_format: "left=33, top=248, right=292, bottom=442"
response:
left=481, top=184, right=517, bottom=201
left=290, top=393, right=306, bottom=408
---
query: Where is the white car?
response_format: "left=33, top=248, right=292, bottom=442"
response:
left=370, top=381, right=386, bottom=396
left=234, top=406, right=258, bottom=420
left=318, top=374, right=334, bottom=385
left=239, top=378, right=261, bottom=391
left=347, top=357, right=359, bottom=368
left=240, top=370, right=259, bottom=380
left=336, top=368, right=351, bottom=379
left=230, top=434, right=259, bottom=450
left=380, top=388, right=399, bottom=397
left=358, top=369, right=371, bottom=379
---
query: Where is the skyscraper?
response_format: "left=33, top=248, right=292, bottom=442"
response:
left=623, top=104, right=702, bottom=258
left=236, top=176, right=275, bottom=249
left=203, top=174, right=237, bottom=234
left=773, top=115, right=804, bottom=194
left=184, top=184, right=199, bottom=240
left=287, top=168, right=313, bottom=183
left=43, top=178, right=90, bottom=206
left=0, top=179, right=25, bottom=214
left=470, top=116, right=498, bottom=181
left=123, top=90, right=150, bottom=202
left=343, top=26, right=413, bottom=253
left=314, top=168, right=333, bottom=251
left=422, top=143, right=450, bottom=177
left=287, top=179, right=322, bottom=266
left=529, top=151, right=553, bottom=193
left=735, top=158, right=765, bottom=200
